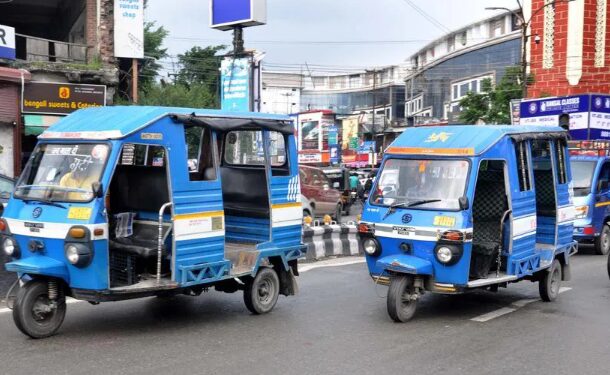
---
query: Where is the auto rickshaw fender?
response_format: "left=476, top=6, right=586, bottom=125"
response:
left=376, top=254, right=433, bottom=275
left=5, top=256, right=70, bottom=283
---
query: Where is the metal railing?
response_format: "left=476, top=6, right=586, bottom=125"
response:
left=15, top=33, right=89, bottom=64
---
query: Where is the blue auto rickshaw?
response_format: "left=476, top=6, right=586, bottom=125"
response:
left=359, top=125, right=577, bottom=322
left=1, top=106, right=305, bottom=338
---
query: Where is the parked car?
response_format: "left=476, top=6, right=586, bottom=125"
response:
left=320, top=167, right=354, bottom=215
left=0, top=174, right=14, bottom=216
left=299, top=165, right=343, bottom=221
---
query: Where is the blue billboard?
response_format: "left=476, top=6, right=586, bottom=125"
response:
left=0, top=24, right=16, bottom=60
left=210, top=0, right=267, bottom=31
left=220, top=57, right=251, bottom=112
left=520, top=94, right=610, bottom=140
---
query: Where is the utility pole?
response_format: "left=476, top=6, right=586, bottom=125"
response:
left=486, top=0, right=573, bottom=98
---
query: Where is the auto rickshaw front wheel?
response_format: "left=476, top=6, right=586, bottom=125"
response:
left=606, top=253, right=610, bottom=280
left=13, top=280, right=66, bottom=339
left=539, top=259, right=562, bottom=302
left=387, top=275, right=418, bottom=323
left=243, top=267, right=280, bottom=315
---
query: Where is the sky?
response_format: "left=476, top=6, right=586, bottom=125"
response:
left=146, top=0, right=517, bottom=73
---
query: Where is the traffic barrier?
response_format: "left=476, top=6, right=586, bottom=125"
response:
left=302, top=222, right=362, bottom=261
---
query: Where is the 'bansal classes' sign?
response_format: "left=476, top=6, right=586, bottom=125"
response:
left=22, top=82, right=106, bottom=115
left=589, top=95, right=610, bottom=139
left=520, top=95, right=590, bottom=137
left=0, top=24, right=15, bottom=60
left=114, top=0, right=144, bottom=58
left=210, top=0, right=267, bottom=31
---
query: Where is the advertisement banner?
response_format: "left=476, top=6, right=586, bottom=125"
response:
left=328, top=125, right=338, bottom=146
left=221, top=57, right=251, bottom=112
left=589, top=95, right=610, bottom=139
left=22, top=82, right=106, bottom=115
left=357, top=141, right=376, bottom=155
left=0, top=24, right=16, bottom=60
left=510, top=99, right=521, bottom=125
left=210, top=0, right=267, bottom=30
left=329, top=145, right=340, bottom=164
left=114, top=0, right=144, bottom=58
left=342, top=117, right=358, bottom=150
left=520, top=95, right=590, bottom=139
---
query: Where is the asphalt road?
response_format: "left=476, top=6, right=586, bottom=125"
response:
left=1, top=251, right=609, bottom=375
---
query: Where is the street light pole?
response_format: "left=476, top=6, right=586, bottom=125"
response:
left=486, top=0, right=574, bottom=98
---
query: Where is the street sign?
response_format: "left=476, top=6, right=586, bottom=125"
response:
left=329, top=145, right=340, bottom=164
left=210, top=0, right=267, bottom=31
left=22, top=82, right=106, bottom=115
left=0, top=24, right=16, bottom=60
left=114, top=0, right=144, bottom=58
left=328, top=125, right=338, bottom=146
left=220, top=57, right=251, bottom=112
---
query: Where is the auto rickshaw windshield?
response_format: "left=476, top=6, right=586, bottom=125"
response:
left=570, top=160, right=596, bottom=196
left=371, top=158, right=469, bottom=210
left=15, top=143, right=110, bottom=203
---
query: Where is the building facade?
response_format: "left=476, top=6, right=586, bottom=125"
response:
left=0, top=0, right=121, bottom=177
left=405, top=12, right=522, bottom=125
left=527, top=0, right=610, bottom=97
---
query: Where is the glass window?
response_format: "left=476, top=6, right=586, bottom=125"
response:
left=185, top=127, right=217, bottom=181
left=15, top=143, right=110, bottom=203
left=0, top=176, right=13, bottom=200
left=371, top=159, right=469, bottom=210
left=515, top=141, right=531, bottom=191
left=570, top=161, right=596, bottom=196
left=224, top=131, right=286, bottom=167
left=459, top=83, right=470, bottom=97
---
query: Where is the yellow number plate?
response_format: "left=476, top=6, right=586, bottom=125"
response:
left=433, top=216, right=455, bottom=227
left=68, top=207, right=92, bottom=220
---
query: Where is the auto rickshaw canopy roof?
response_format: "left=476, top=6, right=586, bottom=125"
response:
left=39, top=106, right=293, bottom=140
left=386, top=125, right=567, bottom=157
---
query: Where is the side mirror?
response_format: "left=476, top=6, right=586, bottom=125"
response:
left=332, top=182, right=340, bottom=189
left=92, top=182, right=104, bottom=199
left=459, top=196, right=469, bottom=210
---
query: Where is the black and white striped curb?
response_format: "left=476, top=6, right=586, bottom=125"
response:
left=302, top=223, right=363, bottom=261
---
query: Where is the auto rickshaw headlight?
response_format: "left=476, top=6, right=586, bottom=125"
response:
left=434, top=245, right=462, bottom=265
left=64, top=243, right=93, bottom=267
left=2, top=237, right=19, bottom=258
left=363, top=238, right=381, bottom=257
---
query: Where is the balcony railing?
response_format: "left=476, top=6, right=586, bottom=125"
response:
left=15, top=33, right=89, bottom=64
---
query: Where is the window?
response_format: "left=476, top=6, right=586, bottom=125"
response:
left=459, top=83, right=470, bottom=97
left=120, top=144, right=165, bottom=167
left=555, top=140, right=568, bottom=185
left=185, top=127, right=217, bottom=181
left=515, top=141, right=531, bottom=191
left=447, top=37, right=455, bottom=53
left=598, top=162, right=610, bottom=192
left=224, top=130, right=286, bottom=167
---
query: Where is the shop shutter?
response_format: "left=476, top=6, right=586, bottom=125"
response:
left=0, top=83, right=18, bottom=123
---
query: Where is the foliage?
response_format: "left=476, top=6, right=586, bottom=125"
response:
left=176, top=46, right=226, bottom=89
left=140, top=21, right=169, bottom=93
left=137, top=82, right=218, bottom=108
left=458, top=66, right=525, bottom=125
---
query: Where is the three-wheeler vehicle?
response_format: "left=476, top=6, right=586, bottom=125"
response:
left=1, top=106, right=305, bottom=338
left=359, top=125, right=577, bottom=322
left=568, top=140, right=610, bottom=255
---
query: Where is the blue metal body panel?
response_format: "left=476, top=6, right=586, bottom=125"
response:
left=2, top=106, right=304, bottom=296
left=362, top=125, right=575, bottom=291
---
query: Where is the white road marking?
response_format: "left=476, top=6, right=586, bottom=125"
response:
left=0, top=297, right=81, bottom=315
left=471, top=287, right=573, bottom=322
left=299, top=257, right=366, bottom=273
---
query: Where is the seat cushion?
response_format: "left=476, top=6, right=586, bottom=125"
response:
left=110, top=237, right=166, bottom=258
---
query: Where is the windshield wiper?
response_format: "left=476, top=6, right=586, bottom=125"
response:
left=406, top=199, right=442, bottom=208
left=382, top=202, right=410, bottom=220
left=22, top=198, right=67, bottom=209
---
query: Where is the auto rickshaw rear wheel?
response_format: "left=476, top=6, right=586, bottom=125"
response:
left=387, top=275, right=418, bottom=323
left=606, top=253, right=610, bottom=280
left=13, top=280, right=66, bottom=339
left=594, top=224, right=610, bottom=255
left=539, top=259, right=562, bottom=302
left=243, top=267, right=280, bottom=315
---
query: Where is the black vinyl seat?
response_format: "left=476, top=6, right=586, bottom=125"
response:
left=109, top=221, right=171, bottom=258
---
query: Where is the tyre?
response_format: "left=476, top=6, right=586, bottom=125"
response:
left=594, top=224, right=610, bottom=255
left=539, top=259, right=562, bottom=302
left=607, top=253, right=610, bottom=280
left=13, top=280, right=66, bottom=339
left=387, top=275, right=418, bottom=322
left=343, top=203, right=351, bottom=216
left=333, top=204, right=342, bottom=223
left=243, top=267, right=280, bottom=315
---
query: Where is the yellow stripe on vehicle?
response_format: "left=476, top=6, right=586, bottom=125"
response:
left=272, top=202, right=302, bottom=209
left=595, top=202, right=610, bottom=208
left=174, top=211, right=225, bottom=220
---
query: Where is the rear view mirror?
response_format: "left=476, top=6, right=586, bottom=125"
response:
left=92, top=182, right=104, bottom=198
left=459, top=196, right=469, bottom=210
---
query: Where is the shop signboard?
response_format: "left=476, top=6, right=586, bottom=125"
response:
left=357, top=141, right=376, bottom=155
left=0, top=24, right=15, bottom=60
left=210, top=0, right=267, bottom=31
left=114, top=0, right=144, bottom=58
left=220, top=57, right=251, bottom=112
left=22, top=82, right=106, bottom=116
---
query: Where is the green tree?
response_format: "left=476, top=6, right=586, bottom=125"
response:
left=176, top=45, right=226, bottom=89
left=140, top=21, right=169, bottom=93
left=138, top=83, right=218, bottom=108
left=458, top=66, right=524, bottom=125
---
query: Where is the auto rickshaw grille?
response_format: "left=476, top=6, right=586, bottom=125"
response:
left=110, top=251, right=138, bottom=287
